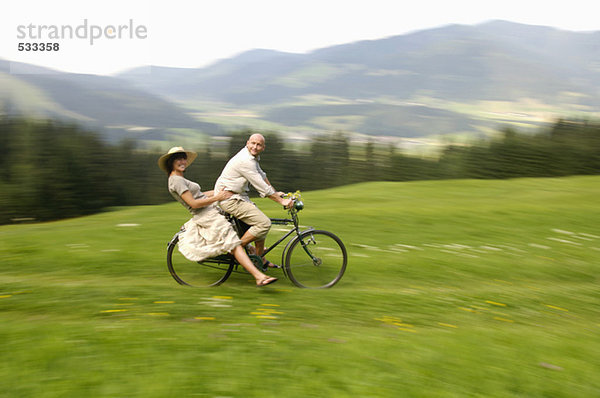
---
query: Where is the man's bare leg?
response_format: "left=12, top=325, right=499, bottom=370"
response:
left=240, top=231, right=258, bottom=254
left=240, top=231, right=255, bottom=246
left=240, top=231, right=266, bottom=258
left=254, top=239, right=266, bottom=257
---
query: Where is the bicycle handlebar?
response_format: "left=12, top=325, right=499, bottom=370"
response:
left=282, top=191, right=304, bottom=211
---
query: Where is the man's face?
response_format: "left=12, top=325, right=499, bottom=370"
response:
left=246, top=135, right=265, bottom=157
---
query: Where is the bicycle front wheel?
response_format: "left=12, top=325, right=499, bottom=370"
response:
left=167, top=235, right=234, bottom=287
left=284, top=230, right=347, bottom=288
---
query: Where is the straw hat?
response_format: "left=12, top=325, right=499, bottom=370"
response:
left=157, top=146, right=198, bottom=172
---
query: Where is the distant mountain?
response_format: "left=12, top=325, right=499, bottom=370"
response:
left=3, top=21, right=600, bottom=143
left=122, top=21, right=600, bottom=105
left=118, top=20, right=600, bottom=138
left=119, top=50, right=305, bottom=101
left=0, top=60, right=221, bottom=143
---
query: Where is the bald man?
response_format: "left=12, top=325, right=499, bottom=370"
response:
left=214, top=134, right=293, bottom=264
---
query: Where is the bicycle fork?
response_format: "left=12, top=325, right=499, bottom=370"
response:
left=298, top=231, right=322, bottom=267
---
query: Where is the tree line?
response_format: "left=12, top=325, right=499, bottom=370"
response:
left=1, top=116, right=599, bottom=224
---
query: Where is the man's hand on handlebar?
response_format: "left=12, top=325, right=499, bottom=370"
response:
left=282, top=198, right=294, bottom=209
left=276, top=191, right=294, bottom=209
left=281, top=196, right=294, bottom=209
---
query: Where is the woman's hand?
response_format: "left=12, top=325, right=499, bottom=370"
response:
left=215, top=190, right=234, bottom=201
left=181, top=189, right=233, bottom=209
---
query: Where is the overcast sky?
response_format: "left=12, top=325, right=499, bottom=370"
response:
left=2, top=0, right=599, bottom=75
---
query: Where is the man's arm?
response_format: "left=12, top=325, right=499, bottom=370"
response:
left=268, top=192, right=293, bottom=208
left=256, top=169, right=293, bottom=207
left=238, top=159, right=276, bottom=198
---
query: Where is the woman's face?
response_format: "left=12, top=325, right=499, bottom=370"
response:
left=171, top=154, right=188, bottom=173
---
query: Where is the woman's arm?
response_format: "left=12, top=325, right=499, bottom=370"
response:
left=180, top=190, right=232, bottom=209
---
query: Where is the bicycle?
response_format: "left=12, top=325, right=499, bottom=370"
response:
left=166, top=192, right=347, bottom=288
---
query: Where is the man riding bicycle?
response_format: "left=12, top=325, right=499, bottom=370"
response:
left=214, top=133, right=293, bottom=268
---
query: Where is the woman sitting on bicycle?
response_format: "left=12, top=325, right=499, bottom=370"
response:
left=158, top=146, right=278, bottom=287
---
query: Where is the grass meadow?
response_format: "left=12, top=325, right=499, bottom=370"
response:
left=1, top=176, right=599, bottom=397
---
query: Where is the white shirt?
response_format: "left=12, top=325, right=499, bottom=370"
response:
left=214, top=147, right=276, bottom=201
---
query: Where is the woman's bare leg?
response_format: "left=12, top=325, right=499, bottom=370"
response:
left=230, top=245, right=277, bottom=285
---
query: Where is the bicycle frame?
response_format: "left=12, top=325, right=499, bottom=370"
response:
left=230, top=203, right=316, bottom=275
left=261, top=218, right=299, bottom=258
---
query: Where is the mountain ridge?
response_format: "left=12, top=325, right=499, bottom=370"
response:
left=2, top=20, right=599, bottom=143
left=0, top=60, right=222, bottom=143
left=119, top=20, right=600, bottom=104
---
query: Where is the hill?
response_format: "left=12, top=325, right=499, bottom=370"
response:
left=0, top=60, right=222, bottom=143
left=2, top=176, right=599, bottom=396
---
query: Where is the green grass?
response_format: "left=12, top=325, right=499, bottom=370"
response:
left=1, top=176, right=599, bottom=397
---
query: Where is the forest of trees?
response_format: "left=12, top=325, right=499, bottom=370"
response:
left=1, top=116, right=599, bottom=224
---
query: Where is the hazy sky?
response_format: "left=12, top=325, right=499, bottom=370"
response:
left=2, top=0, right=598, bottom=75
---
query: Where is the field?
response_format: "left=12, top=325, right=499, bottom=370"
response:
left=1, top=176, right=599, bottom=397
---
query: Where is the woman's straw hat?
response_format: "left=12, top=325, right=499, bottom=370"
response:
left=157, top=146, right=198, bottom=172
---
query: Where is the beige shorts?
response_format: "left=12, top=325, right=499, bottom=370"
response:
left=218, top=199, right=271, bottom=240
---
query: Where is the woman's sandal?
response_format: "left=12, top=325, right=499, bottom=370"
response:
left=256, top=276, right=278, bottom=287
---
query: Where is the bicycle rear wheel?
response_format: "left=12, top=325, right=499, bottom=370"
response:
left=284, top=230, right=347, bottom=288
left=167, top=235, right=234, bottom=287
